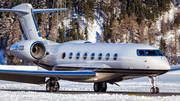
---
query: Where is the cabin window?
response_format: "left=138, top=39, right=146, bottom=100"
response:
left=69, top=52, right=73, bottom=59
left=113, top=53, right=118, bottom=60
left=91, top=53, right=95, bottom=60
left=83, top=53, right=88, bottom=60
left=106, top=53, right=110, bottom=60
left=76, top=52, right=80, bottom=59
left=98, top=53, right=102, bottom=60
left=62, top=52, right=66, bottom=59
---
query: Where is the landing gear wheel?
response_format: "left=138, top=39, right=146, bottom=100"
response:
left=94, top=82, right=101, bottom=92
left=150, top=87, right=159, bottom=94
left=155, top=87, right=159, bottom=94
left=53, top=82, right=59, bottom=92
left=101, top=82, right=107, bottom=92
left=46, top=83, right=50, bottom=92
left=149, top=76, right=159, bottom=94
left=150, top=87, right=155, bottom=94
left=94, top=82, right=107, bottom=92
left=46, top=77, right=60, bottom=92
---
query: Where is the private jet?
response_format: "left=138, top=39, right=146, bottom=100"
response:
left=0, top=3, right=178, bottom=94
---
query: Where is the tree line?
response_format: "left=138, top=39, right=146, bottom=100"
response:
left=0, top=0, right=180, bottom=65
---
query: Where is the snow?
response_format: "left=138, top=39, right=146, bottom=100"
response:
left=0, top=72, right=180, bottom=100
left=61, top=10, right=104, bottom=43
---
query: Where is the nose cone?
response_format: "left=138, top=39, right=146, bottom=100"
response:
left=160, top=57, right=171, bottom=70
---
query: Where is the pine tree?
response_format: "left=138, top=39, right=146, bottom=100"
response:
left=39, top=12, right=47, bottom=39
left=129, top=13, right=138, bottom=43
left=85, top=26, right=88, bottom=41
left=173, top=23, right=178, bottom=65
left=49, top=13, right=58, bottom=42
left=111, top=19, right=119, bottom=43
left=121, top=5, right=126, bottom=19
left=56, top=26, right=64, bottom=43
left=159, top=37, right=166, bottom=56
left=139, top=20, right=146, bottom=44
left=161, top=18, right=167, bottom=37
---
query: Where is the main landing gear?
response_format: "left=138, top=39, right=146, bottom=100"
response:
left=94, top=82, right=107, bottom=92
left=46, top=77, right=59, bottom=92
left=149, top=76, right=159, bottom=94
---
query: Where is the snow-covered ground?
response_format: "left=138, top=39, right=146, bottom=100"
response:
left=1, top=72, right=180, bottom=100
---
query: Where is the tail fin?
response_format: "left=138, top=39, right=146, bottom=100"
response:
left=0, top=3, right=68, bottom=40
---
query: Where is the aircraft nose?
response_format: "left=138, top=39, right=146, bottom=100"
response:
left=160, top=57, right=171, bottom=70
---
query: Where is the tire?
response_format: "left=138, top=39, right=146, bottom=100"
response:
left=155, top=87, right=159, bottom=94
left=101, top=82, right=107, bottom=92
left=94, top=82, right=101, bottom=92
left=46, top=83, right=50, bottom=92
left=53, top=82, right=60, bottom=92
left=150, top=87, right=155, bottom=94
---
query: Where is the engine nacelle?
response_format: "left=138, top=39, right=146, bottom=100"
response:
left=10, top=40, right=46, bottom=61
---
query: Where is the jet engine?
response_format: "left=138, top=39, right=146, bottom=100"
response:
left=10, top=40, right=46, bottom=61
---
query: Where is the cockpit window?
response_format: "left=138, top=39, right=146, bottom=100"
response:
left=137, top=50, right=164, bottom=56
left=156, top=50, right=164, bottom=56
left=145, top=50, right=157, bottom=56
left=137, top=50, right=145, bottom=55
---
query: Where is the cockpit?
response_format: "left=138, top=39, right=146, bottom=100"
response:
left=137, top=50, right=164, bottom=56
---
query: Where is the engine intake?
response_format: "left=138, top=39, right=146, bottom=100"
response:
left=10, top=40, right=46, bottom=61
left=30, top=42, right=46, bottom=59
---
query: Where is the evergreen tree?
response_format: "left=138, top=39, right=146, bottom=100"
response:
left=159, top=37, right=166, bottom=56
left=56, top=26, right=64, bottom=43
left=85, top=26, right=88, bottom=40
left=121, top=5, right=126, bottom=19
left=111, top=19, right=119, bottom=43
left=161, top=18, right=167, bottom=37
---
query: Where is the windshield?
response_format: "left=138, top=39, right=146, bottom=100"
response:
left=137, top=50, right=164, bottom=56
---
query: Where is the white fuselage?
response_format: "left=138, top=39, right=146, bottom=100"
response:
left=34, top=40, right=170, bottom=82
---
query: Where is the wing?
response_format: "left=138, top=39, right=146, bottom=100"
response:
left=170, top=65, right=180, bottom=71
left=0, top=69, right=95, bottom=84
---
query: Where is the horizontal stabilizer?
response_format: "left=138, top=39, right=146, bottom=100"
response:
left=33, top=8, right=68, bottom=13
left=0, top=9, right=29, bottom=14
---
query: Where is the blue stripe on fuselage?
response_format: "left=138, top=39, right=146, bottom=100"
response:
left=0, top=69, right=96, bottom=76
left=170, top=68, right=180, bottom=71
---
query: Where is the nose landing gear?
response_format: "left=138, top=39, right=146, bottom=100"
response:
left=94, top=82, right=107, bottom=92
left=149, top=76, right=159, bottom=94
left=46, top=77, right=60, bottom=92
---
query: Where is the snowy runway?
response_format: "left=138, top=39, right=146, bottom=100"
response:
left=0, top=72, right=180, bottom=100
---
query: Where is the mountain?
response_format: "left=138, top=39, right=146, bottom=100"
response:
left=0, top=0, right=180, bottom=65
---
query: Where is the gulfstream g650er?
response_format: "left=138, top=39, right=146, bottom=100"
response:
left=0, top=3, right=178, bottom=94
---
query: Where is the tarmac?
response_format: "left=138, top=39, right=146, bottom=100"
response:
left=1, top=89, right=180, bottom=97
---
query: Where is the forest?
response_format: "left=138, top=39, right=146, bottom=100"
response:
left=0, top=0, right=180, bottom=65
